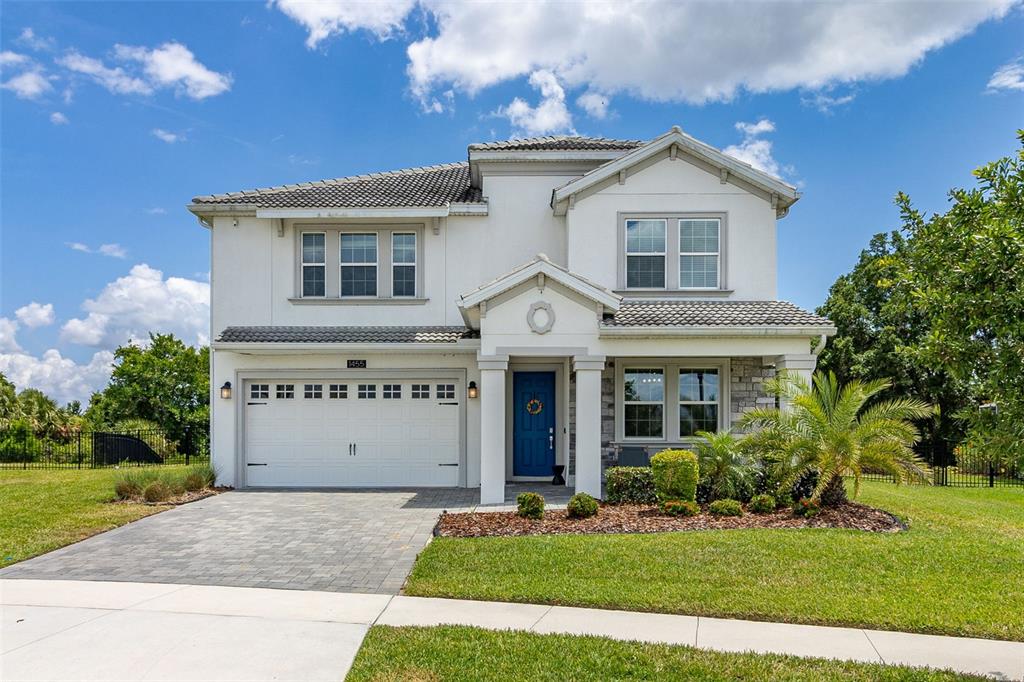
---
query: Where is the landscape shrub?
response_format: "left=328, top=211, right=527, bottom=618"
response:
left=694, top=430, right=758, bottom=502
left=650, top=449, right=698, bottom=502
left=708, top=499, right=743, bottom=517
left=604, top=467, right=656, bottom=504
left=566, top=492, right=599, bottom=519
left=748, top=493, right=776, bottom=514
left=516, top=492, right=545, bottom=520
left=0, top=419, right=41, bottom=463
left=183, top=472, right=206, bottom=492
left=188, top=463, right=216, bottom=487
left=661, top=499, right=700, bottom=517
left=142, top=481, right=171, bottom=503
left=791, top=469, right=819, bottom=502
left=114, top=479, right=141, bottom=500
left=793, top=498, right=821, bottom=518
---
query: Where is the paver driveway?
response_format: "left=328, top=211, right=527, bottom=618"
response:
left=0, top=489, right=478, bottom=594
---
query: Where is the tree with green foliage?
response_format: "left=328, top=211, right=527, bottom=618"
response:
left=816, top=231, right=968, bottom=461
left=0, top=374, right=17, bottom=428
left=740, top=372, right=931, bottom=505
left=896, top=131, right=1024, bottom=458
left=86, top=333, right=209, bottom=440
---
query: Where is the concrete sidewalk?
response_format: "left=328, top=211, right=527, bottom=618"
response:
left=3, top=579, right=1022, bottom=681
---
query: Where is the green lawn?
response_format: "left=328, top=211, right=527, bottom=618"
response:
left=346, top=625, right=983, bottom=681
left=0, top=468, right=174, bottom=565
left=406, top=483, right=1024, bottom=641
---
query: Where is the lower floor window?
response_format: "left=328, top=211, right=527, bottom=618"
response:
left=624, top=368, right=664, bottom=438
left=678, top=369, right=719, bottom=437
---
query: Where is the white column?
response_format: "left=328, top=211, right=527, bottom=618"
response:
left=774, top=353, right=817, bottom=410
left=478, top=355, right=509, bottom=505
left=573, top=355, right=605, bottom=499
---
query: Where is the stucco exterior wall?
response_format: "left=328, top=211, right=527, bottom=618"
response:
left=565, top=153, right=778, bottom=300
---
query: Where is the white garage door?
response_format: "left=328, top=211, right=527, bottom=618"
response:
left=244, top=379, right=461, bottom=487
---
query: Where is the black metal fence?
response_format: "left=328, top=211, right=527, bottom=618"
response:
left=0, top=427, right=209, bottom=470
left=861, top=442, right=1023, bottom=488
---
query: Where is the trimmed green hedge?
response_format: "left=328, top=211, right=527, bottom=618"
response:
left=708, top=499, right=743, bottom=517
left=516, top=492, right=545, bottom=520
left=650, top=449, right=698, bottom=502
left=605, top=466, right=657, bottom=504
left=566, top=493, right=599, bottom=519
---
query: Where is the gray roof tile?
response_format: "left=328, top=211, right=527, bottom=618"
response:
left=192, top=163, right=483, bottom=209
left=217, top=326, right=478, bottom=344
left=468, top=135, right=645, bottom=151
left=603, top=300, right=832, bottom=328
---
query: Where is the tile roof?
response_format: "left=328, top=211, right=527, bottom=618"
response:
left=603, top=300, right=833, bottom=328
left=217, top=326, right=478, bottom=344
left=468, top=136, right=646, bottom=151
left=192, top=162, right=483, bottom=208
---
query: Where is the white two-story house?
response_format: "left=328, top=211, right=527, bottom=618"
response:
left=189, top=127, right=834, bottom=504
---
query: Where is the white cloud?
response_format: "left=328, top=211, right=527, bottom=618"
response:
left=17, top=28, right=55, bottom=52
left=723, top=119, right=786, bottom=178
left=987, top=57, right=1024, bottom=91
left=0, top=318, right=21, bottom=353
left=145, top=207, right=167, bottom=215
left=57, top=42, right=230, bottom=100
left=0, top=51, right=28, bottom=67
left=1, top=69, right=52, bottom=100
left=403, top=1, right=1014, bottom=107
left=98, top=244, right=128, bottom=259
left=276, top=0, right=1015, bottom=117
left=114, top=42, right=232, bottom=99
left=801, top=89, right=857, bottom=113
left=273, top=0, right=415, bottom=47
left=576, top=91, right=610, bottom=119
left=57, top=51, right=152, bottom=95
left=49, top=111, right=69, bottom=125
left=494, top=70, right=574, bottom=136
left=65, top=242, right=128, bottom=258
left=15, top=302, right=55, bottom=329
left=152, top=128, right=184, bottom=144
left=60, top=264, right=210, bottom=349
left=0, top=349, right=114, bottom=405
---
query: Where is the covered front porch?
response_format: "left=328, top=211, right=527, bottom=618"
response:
left=476, top=352, right=817, bottom=505
left=457, top=254, right=833, bottom=505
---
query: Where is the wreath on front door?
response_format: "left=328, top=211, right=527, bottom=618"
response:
left=525, top=398, right=544, bottom=415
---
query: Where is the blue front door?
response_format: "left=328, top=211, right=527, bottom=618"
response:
left=513, top=371, right=556, bottom=477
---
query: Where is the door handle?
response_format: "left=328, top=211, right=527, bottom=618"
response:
left=549, top=434, right=554, bottom=450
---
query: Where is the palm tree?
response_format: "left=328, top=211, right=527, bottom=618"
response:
left=739, top=371, right=931, bottom=505
left=693, top=429, right=759, bottom=501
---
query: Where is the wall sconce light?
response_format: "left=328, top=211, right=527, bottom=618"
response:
left=467, top=381, right=478, bottom=399
left=220, top=381, right=232, bottom=399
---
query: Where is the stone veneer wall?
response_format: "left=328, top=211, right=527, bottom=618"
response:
left=568, top=357, right=774, bottom=477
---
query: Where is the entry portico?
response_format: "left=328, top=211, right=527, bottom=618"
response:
left=459, top=255, right=830, bottom=504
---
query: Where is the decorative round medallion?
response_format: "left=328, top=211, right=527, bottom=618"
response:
left=525, top=398, right=544, bottom=415
left=527, top=301, right=555, bottom=334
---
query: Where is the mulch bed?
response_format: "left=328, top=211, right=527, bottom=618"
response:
left=435, top=502, right=906, bottom=538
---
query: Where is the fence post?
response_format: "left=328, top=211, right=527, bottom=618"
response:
left=77, top=431, right=82, bottom=469
left=185, top=427, right=191, bottom=466
left=989, top=462, right=995, bottom=488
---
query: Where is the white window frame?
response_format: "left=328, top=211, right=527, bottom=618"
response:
left=250, top=384, right=269, bottom=399
left=616, top=359, right=730, bottom=443
left=677, top=368, right=721, bottom=438
left=303, top=383, right=323, bottom=399
left=328, top=384, right=347, bottom=399
left=382, top=384, right=402, bottom=399
left=411, top=384, right=430, bottom=399
left=622, top=367, right=666, bottom=441
left=678, top=218, right=721, bottom=290
left=276, top=384, right=295, bottom=399
left=301, top=232, right=326, bottom=298
left=436, top=384, right=456, bottom=400
left=357, top=384, right=377, bottom=399
left=391, top=232, right=417, bottom=298
left=340, top=232, right=379, bottom=298
left=624, top=219, right=667, bottom=290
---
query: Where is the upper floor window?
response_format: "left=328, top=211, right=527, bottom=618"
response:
left=679, top=219, right=720, bottom=289
left=341, top=233, right=378, bottom=297
left=301, top=233, right=326, bottom=297
left=621, top=214, right=725, bottom=291
left=392, top=233, right=416, bottom=297
left=625, top=219, right=666, bottom=288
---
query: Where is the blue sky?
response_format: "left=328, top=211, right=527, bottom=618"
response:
left=1, top=1, right=1022, bottom=403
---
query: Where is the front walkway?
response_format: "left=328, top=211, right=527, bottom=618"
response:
left=0, top=486, right=573, bottom=594
left=3, top=580, right=1021, bottom=681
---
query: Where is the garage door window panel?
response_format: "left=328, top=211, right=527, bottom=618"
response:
left=383, top=384, right=401, bottom=399
left=329, top=384, right=348, bottom=399
left=276, top=384, right=294, bottom=399
left=250, top=384, right=269, bottom=399
left=412, top=384, right=430, bottom=399
left=304, top=384, right=323, bottom=399
left=358, top=384, right=377, bottom=399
